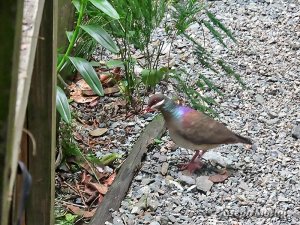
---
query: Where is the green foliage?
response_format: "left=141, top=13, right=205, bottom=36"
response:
left=87, top=152, right=121, bottom=166
left=205, top=10, right=236, bottom=42
left=56, top=86, right=72, bottom=124
left=66, top=0, right=244, bottom=114
left=141, top=67, right=169, bottom=87
left=56, top=0, right=119, bottom=121
left=202, top=20, right=227, bottom=47
left=80, top=24, right=119, bottom=53
left=59, top=122, right=82, bottom=158
left=89, top=0, right=120, bottom=19
left=173, top=0, right=204, bottom=34
left=69, top=56, right=104, bottom=95
left=55, top=212, right=78, bottom=225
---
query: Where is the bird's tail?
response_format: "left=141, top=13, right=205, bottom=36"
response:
left=236, top=134, right=252, bottom=145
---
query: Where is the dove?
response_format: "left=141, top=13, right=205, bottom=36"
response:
left=147, top=94, right=251, bottom=173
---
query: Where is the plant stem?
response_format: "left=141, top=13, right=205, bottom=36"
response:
left=58, top=74, right=68, bottom=88
left=57, top=0, right=87, bottom=73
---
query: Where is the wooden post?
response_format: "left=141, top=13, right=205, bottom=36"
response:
left=25, top=0, right=57, bottom=224
left=0, top=0, right=24, bottom=224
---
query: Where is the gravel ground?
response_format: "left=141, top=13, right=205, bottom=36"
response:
left=108, top=1, right=300, bottom=225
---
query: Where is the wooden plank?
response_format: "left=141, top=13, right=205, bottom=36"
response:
left=57, top=0, right=75, bottom=51
left=89, top=116, right=166, bottom=225
left=8, top=0, right=46, bottom=199
left=25, top=0, right=57, bottom=224
left=12, top=130, right=29, bottom=225
left=0, top=0, right=24, bottom=224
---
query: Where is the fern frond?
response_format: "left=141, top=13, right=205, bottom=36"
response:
left=202, top=20, right=227, bottom=47
left=217, top=59, right=245, bottom=86
left=199, top=74, right=223, bottom=96
left=206, top=10, right=236, bottom=43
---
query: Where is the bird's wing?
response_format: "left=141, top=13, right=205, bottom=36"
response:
left=177, top=110, right=240, bottom=145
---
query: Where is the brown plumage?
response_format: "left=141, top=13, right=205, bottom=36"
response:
left=148, top=94, right=252, bottom=173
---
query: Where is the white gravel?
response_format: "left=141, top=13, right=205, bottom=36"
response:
left=110, top=1, right=300, bottom=224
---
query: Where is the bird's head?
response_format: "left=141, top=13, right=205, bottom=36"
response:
left=147, top=94, right=168, bottom=112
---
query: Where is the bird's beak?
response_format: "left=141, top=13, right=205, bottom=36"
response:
left=145, top=106, right=155, bottom=113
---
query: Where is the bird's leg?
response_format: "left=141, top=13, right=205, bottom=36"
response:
left=178, top=150, right=204, bottom=173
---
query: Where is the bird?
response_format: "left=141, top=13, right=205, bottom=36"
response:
left=147, top=94, right=252, bottom=173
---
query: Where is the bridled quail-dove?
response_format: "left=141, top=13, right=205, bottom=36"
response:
left=147, top=94, right=252, bottom=173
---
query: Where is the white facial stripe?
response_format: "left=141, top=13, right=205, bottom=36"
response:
left=151, top=99, right=165, bottom=109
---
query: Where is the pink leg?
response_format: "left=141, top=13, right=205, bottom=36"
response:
left=178, top=150, right=204, bottom=173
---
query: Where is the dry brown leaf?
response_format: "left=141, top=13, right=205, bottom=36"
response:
left=79, top=162, right=105, bottom=180
left=209, top=171, right=230, bottom=183
left=89, top=128, right=108, bottom=137
left=89, top=99, right=98, bottom=107
left=98, top=194, right=104, bottom=204
left=69, top=80, right=99, bottom=103
left=82, top=89, right=96, bottom=96
left=104, top=86, right=119, bottom=95
left=67, top=205, right=96, bottom=218
left=87, top=182, right=108, bottom=195
left=83, top=186, right=94, bottom=196
left=73, top=132, right=83, bottom=142
left=99, top=73, right=110, bottom=82
left=76, top=79, right=92, bottom=91
left=103, top=172, right=116, bottom=186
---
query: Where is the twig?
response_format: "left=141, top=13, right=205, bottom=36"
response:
left=56, top=199, right=88, bottom=209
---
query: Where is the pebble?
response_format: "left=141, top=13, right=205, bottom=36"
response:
left=160, top=162, right=169, bottom=175
left=255, top=94, right=265, bottom=105
left=202, top=151, right=233, bottom=167
left=292, top=125, right=300, bottom=139
left=177, top=173, right=196, bottom=185
left=149, top=222, right=160, bottom=225
left=196, top=176, right=214, bottom=192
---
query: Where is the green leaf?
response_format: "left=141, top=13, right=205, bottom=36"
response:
left=89, top=61, right=101, bottom=67
left=106, top=59, right=124, bottom=69
left=69, top=57, right=104, bottom=96
left=154, top=138, right=163, bottom=144
left=216, top=59, right=245, bottom=86
left=66, top=31, right=74, bottom=42
left=202, top=21, right=227, bottom=47
left=89, top=0, right=120, bottom=19
left=80, top=25, right=119, bottom=53
left=56, top=86, right=72, bottom=124
left=141, top=67, right=167, bottom=87
left=65, top=213, right=77, bottom=222
left=199, top=74, right=223, bottom=96
left=72, top=0, right=80, bottom=12
left=206, top=10, right=236, bottom=42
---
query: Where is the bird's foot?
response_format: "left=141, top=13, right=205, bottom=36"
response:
left=178, top=159, right=204, bottom=174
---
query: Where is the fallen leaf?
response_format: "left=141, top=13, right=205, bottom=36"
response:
left=81, top=171, right=92, bottom=184
left=89, top=99, right=98, bottom=107
left=89, top=128, right=108, bottom=137
left=73, top=132, right=83, bottom=142
left=79, top=162, right=105, bottom=180
left=83, top=186, right=94, bottom=196
left=87, top=182, right=108, bottom=195
left=103, top=172, right=116, bottom=186
left=82, top=89, right=96, bottom=96
left=67, top=205, right=96, bottom=218
left=99, top=73, right=110, bottom=82
left=209, top=171, right=230, bottom=183
left=104, top=86, right=119, bottom=95
left=76, top=79, right=92, bottom=91
left=98, top=194, right=104, bottom=204
left=69, top=81, right=99, bottom=103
